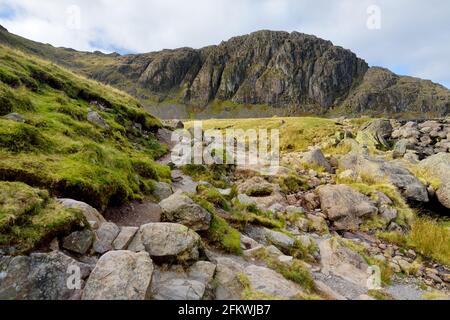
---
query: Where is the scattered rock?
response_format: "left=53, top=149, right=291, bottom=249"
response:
left=301, top=148, right=332, bottom=173
left=113, top=226, right=139, bottom=250
left=153, top=182, right=174, bottom=201
left=159, top=192, right=211, bottom=231
left=93, top=222, right=120, bottom=254
left=62, top=229, right=94, bottom=255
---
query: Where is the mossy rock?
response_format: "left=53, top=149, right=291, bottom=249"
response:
left=0, top=181, right=87, bottom=254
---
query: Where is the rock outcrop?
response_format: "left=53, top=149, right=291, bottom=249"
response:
left=1, top=27, right=448, bottom=118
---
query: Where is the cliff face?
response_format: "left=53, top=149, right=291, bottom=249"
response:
left=1, top=27, right=449, bottom=117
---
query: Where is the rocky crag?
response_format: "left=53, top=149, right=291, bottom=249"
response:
left=0, top=27, right=449, bottom=119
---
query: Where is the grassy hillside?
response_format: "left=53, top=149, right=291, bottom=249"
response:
left=185, top=117, right=370, bottom=153
left=0, top=44, right=170, bottom=212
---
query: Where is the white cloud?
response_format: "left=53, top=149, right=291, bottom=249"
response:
left=0, top=0, right=449, bottom=87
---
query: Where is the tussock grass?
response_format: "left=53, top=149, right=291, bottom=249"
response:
left=190, top=195, right=242, bottom=255
left=379, top=217, right=450, bottom=266
left=0, top=45, right=169, bottom=209
left=186, top=117, right=347, bottom=153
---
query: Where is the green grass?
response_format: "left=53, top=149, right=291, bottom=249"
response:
left=248, top=247, right=316, bottom=294
left=0, top=181, right=86, bottom=253
left=0, top=45, right=169, bottom=209
left=378, top=217, right=450, bottom=266
left=185, top=117, right=354, bottom=153
left=368, top=289, right=395, bottom=300
left=180, top=164, right=231, bottom=189
left=274, top=174, right=310, bottom=194
left=190, top=195, right=242, bottom=254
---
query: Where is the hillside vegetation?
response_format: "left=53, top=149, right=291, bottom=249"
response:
left=0, top=44, right=170, bottom=211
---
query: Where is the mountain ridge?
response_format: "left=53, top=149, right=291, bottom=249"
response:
left=0, top=26, right=448, bottom=119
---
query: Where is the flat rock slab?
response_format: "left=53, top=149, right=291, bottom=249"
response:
left=113, top=227, right=139, bottom=250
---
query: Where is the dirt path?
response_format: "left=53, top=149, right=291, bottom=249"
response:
left=104, top=201, right=162, bottom=227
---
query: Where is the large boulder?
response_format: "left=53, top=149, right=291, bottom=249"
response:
left=0, top=251, right=91, bottom=300
left=319, top=238, right=369, bottom=287
left=57, top=199, right=106, bottom=226
left=419, top=153, right=450, bottom=209
left=127, top=223, right=202, bottom=264
left=317, top=185, right=378, bottom=231
left=82, top=251, right=153, bottom=300
left=356, top=119, right=393, bottom=149
left=339, top=153, right=429, bottom=202
left=301, top=148, right=332, bottom=173
left=159, top=192, right=211, bottom=231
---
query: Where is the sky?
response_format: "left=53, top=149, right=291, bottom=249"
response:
left=0, top=0, right=449, bottom=88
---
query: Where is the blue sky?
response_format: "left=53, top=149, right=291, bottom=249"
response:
left=0, top=0, right=449, bottom=88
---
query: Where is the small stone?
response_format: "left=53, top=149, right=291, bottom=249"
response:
left=286, top=206, right=305, bottom=215
left=406, top=249, right=417, bottom=259
left=4, top=113, right=25, bottom=123
left=49, top=238, right=59, bottom=251
left=277, top=255, right=294, bottom=265
left=266, top=245, right=284, bottom=256
left=88, top=221, right=99, bottom=230
left=87, top=111, right=110, bottom=129
left=389, top=262, right=401, bottom=273
left=113, top=227, right=139, bottom=250
left=153, top=182, right=173, bottom=201
left=397, top=259, right=412, bottom=273
left=427, top=273, right=443, bottom=284
left=217, top=188, right=232, bottom=196
left=63, top=229, right=94, bottom=255
left=93, top=222, right=120, bottom=254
